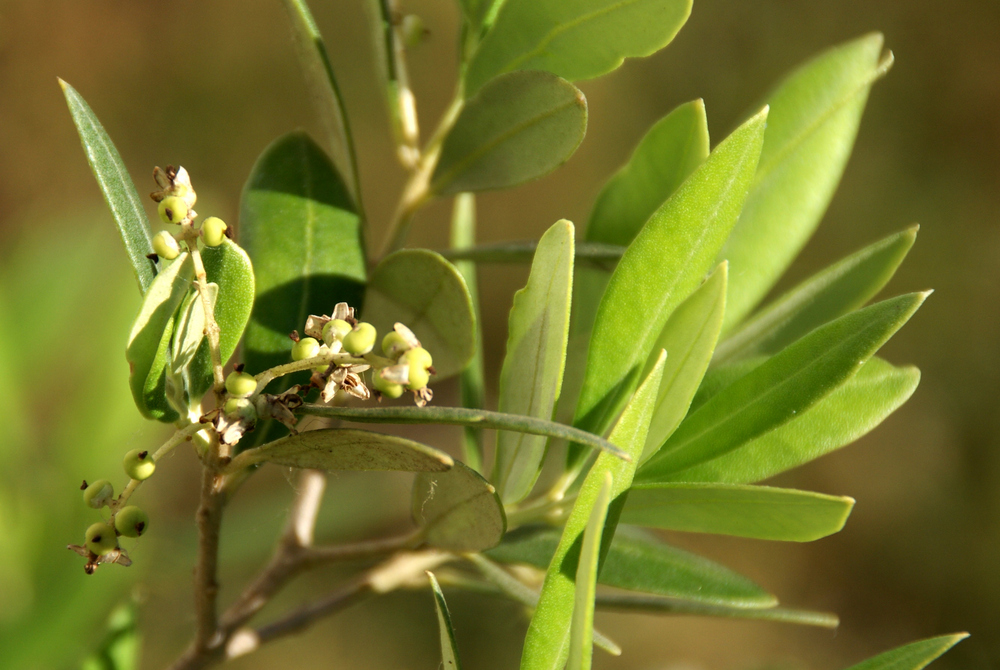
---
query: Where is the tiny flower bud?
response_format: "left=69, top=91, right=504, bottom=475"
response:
left=83, top=480, right=114, bottom=509
left=201, top=217, right=228, bottom=247
left=151, top=231, right=180, bottom=260
left=85, top=522, right=118, bottom=556
left=158, top=196, right=189, bottom=225
left=123, top=449, right=156, bottom=481
left=292, top=336, right=320, bottom=361
left=114, top=506, right=150, bottom=538
left=342, top=322, right=376, bottom=355
left=225, top=371, right=257, bottom=398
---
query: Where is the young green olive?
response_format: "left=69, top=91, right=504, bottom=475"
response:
left=401, top=347, right=433, bottom=390
left=225, top=371, right=257, bottom=398
left=382, top=331, right=411, bottom=360
left=85, top=522, right=118, bottom=556
left=292, top=336, right=320, bottom=361
left=201, top=217, right=228, bottom=247
left=123, top=449, right=156, bottom=481
left=83, top=479, right=114, bottom=509
left=224, top=397, right=257, bottom=421
left=372, top=371, right=405, bottom=399
left=114, top=506, right=150, bottom=538
left=151, top=231, right=180, bottom=260
left=158, top=196, right=189, bottom=225
left=342, top=322, right=376, bottom=355
left=322, top=319, right=352, bottom=346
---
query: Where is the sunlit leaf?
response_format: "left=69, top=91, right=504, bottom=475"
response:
left=596, top=595, right=838, bottom=628
left=413, top=461, right=506, bottom=552
left=567, top=472, right=612, bottom=670
left=170, top=283, right=218, bottom=377
left=842, top=634, right=968, bottom=670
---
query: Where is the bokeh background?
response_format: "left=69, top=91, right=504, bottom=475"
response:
left=1, top=1, right=998, bottom=668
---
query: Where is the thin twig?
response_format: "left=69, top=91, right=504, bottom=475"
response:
left=192, top=456, right=226, bottom=652
left=112, top=422, right=206, bottom=513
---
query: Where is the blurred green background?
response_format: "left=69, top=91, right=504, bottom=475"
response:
left=1, top=1, right=997, bottom=668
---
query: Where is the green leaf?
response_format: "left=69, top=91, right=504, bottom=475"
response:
left=59, top=80, right=156, bottom=293
left=714, top=226, right=917, bottom=365
left=596, top=595, right=838, bottom=628
left=241, top=131, right=366, bottom=383
left=640, top=262, right=727, bottom=463
left=567, top=472, right=612, bottom=670
left=80, top=603, right=141, bottom=670
left=494, top=220, right=575, bottom=503
left=459, top=0, right=505, bottom=33
left=843, top=635, right=968, bottom=670
left=572, top=108, right=768, bottom=451
left=298, top=404, right=630, bottom=461
left=621, top=483, right=854, bottom=542
left=228, top=428, right=454, bottom=472
left=521, top=354, right=665, bottom=670
left=719, top=33, right=894, bottom=330
left=666, top=357, right=920, bottom=484
left=413, top=460, right=507, bottom=552
left=125, top=254, right=193, bottom=421
left=464, top=0, right=692, bottom=95
left=170, top=284, right=218, bottom=377
left=427, top=572, right=463, bottom=670
left=637, top=292, right=928, bottom=482
left=586, top=99, right=710, bottom=247
left=431, top=71, right=587, bottom=195
left=441, top=240, right=623, bottom=267
left=364, top=249, right=476, bottom=380
left=490, top=524, right=775, bottom=606
left=281, top=0, right=359, bottom=203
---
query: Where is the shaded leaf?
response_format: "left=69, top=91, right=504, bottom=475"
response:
left=843, top=635, right=968, bottom=670
left=596, top=594, right=838, bottom=628
left=413, top=460, right=507, bottom=552
left=431, top=71, right=587, bottom=195
left=494, top=220, right=575, bottom=503
left=567, top=472, right=612, bottom=670
left=80, top=602, right=141, bottom=670
left=441, top=240, right=623, bottom=266
left=428, top=572, right=463, bottom=670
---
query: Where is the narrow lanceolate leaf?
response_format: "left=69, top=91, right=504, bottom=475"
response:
left=364, top=250, right=476, bottom=380
left=567, top=473, right=612, bottom=670
left=572, top=108, right=768, bottom=451
left=228, top=428, right=454, bottom=473
left=621, top=483, right=854, bottom=542
left=637, top=292, right=928, bottom=482
left=170, top=283, right=218, bottom=375
left=242, top=131, right=365, bottom=386
left=431, top=71, right=587, bottom=195
left=494, top=220, right=575, bottom=503
left=666, top=357, right=920, bottom=484
left=126, top=254, right=193, bottom=421
left=715, top=227, right=917, bottom=365
left=720, top=33, right=894, bottom=330
left=464, top=0, right=692, bottom=95
left=587, top=99, right=710, bottom=247
left=842, top=634, right=968, bottom=670
left=413, top=461, right=506, bottom=552
left=281, top=0, right=359, bottom=203
left=522, top=354, right=665, bottom=670
left=428, top=572, right=462, bottom=670
left=441, top=240, right=623, bottom=266
left=640, top=263, right=727, bottom=463
left=487, top=525, right=775, bottom=607
left=596, top=595, right=838, bottom=628
left=59, top=80, right=156, bottom=293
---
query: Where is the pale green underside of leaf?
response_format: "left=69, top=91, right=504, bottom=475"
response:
left=413, top=460, right=507, bottom=552
left=596, top=595, right=838, bottom=628
left=494, top=220, right=575, bottom=503
left=440, top=240, right=623, bottom=266
left=465, top=0, right=692, bottom=95
left=364, top=249, right=476, bottom=380
left=171, top=283, right=218, bottom=378
left=428, top=572, right=463, bottom=670
left=842, top=634, right=968, bottom=670
left=432, top=71, right=588, bottom=195
left=567, top=472, right=612, bottom=670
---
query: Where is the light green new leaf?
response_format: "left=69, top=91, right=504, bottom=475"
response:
left=125, top=254, right=192, bottom=421
left=60, top=80, right=156, bottom=293
left=487, top=525, right=775, bottom=607
left=170, top=284, right=218, bottom=376
left=413, top=460, right=507, bottom=552
left=521, top=354, right=665, bottom=670
left=567, top=473, right=612, bottom=670
left=441, top=240, right=623, bottom=266
left=464, top=0, right=692, bottom=95
left=459, top=0, right=505, bottom=33
left=364, top=250, right=476, bottom=379
left=666, top=357, right=920, bottom=484
left=640, top=263, right=727, bottom=463
left=586, top=99, right=710, bottom=247
left=715, top=226, right=917, bottom=365
left=281, top=0, right=358, bottom=203
left=229, top=428, right=454, bottom=473
left=572, top=108, right=768, bottom=452
left=843, top=634, right=968, bottom=670
left=596, top=595, right=838, bottom=628
left=720, top=33, right=893, bottom=329
left=494, top=220, right=575, bottom=503
left=621, top=483, right=854, bottom=541
left=428, top=572, right=463, bottom=670
left=431, top=71, right=587, bottom=195
left=242, top=131, right=366, bottom=385
left=638, top=292, right=928, bottom=482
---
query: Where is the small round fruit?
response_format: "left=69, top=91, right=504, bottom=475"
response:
left=405, top=366, right=430, bottom=391
left=372, top=372, right=405, bottom=399
left=152, top=231, right=180, bottom=260
left=201, top=217, right=228, bottom=247
left=83, top=480, right=114, bottom=509
left=292, top=337, right=320, bottom=361
left=85, top=522, right=118, bottom=556
left=123, top=449, right=156, bottom=481
left=382, top=331, right=411, bottom=359
left=342, top=322, right=376, bottom=355
left=114, top=506, right=149, bottom=538
left=401, top=347, right=432, bottom=390
left=158, top=196, right=189, bottom=224
left=224, top=397, right=257, bottom=421
left=225, top=371, right=257, bottom=398
left=322, top=319, right=352, bottom=346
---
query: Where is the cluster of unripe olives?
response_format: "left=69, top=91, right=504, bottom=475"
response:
left=147, top=165, right=229, bottom=261
left=78, top=447, right=156, bottom=557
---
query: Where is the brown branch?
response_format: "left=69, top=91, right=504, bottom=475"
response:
left=192, top=462, right=225, bottom=653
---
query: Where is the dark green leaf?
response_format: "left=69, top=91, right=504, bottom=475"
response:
left=596, top=595, right=838, bottom=628
left=432, top=71, right=587, bottom=195
left=428, top=572, right=463, bottom=670
left=567, top=472, right=612, bottom=670
left=413, top=460, right=506, bottom=551
left=843, top=635, right=968, bottom=670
